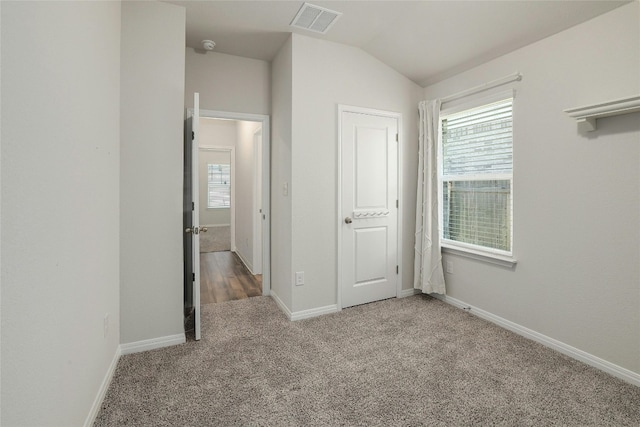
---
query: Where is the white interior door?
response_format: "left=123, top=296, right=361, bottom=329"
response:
left=341, top=111, right=398, bottom=308
left=191, top=93, right=201, bottom=340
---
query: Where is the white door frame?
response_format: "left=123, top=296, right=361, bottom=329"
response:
left=252, top=128, right=263, bottom=274
left=336, top=105, right=403, bottom=310
left=188, top=108, right=272, bottom=296
left=198, top=146, right=235, bottom=250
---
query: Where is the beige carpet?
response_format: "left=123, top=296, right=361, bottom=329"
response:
left=199, top=225, right=230, bottom=253
left=96, top=295, right=640, bottom=426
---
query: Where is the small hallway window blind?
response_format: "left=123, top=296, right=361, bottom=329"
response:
left=207, top=164, right=231, bottom=208
left=440, top=98, right=513, bottom=253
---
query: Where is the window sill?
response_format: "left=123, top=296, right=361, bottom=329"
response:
left=441, top=244, right=517, bottom=268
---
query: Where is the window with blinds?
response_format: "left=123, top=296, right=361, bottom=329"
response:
left=207, top=164, right=231, bottom=209
left=440, top=98, right=513, bottom=254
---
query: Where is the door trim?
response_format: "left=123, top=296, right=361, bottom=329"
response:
left=187, top=108, right=271, bottom=296
left=252, top=128, right=263, bottom=274
left=336, top=105, right=403, bottom=310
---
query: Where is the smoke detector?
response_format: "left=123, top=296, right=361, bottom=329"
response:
left=290, top=3, right=342, bottom=34
left=201, top=40, right=216, bottom=51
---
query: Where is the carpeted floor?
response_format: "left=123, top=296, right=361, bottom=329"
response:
left=96, top=295, right=640, bottom=426
left=199, top=225, right=231, bottom=253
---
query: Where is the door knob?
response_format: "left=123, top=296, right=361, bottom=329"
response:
left=186, top=226, right=208, bottom=234
left=344, top=217, right=352, bottom=224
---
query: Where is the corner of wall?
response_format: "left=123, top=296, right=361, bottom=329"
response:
left=269, top=34, right=294, bottom=312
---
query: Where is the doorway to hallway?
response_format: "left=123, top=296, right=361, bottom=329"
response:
left=196, top=116, right=265, bottom=304
left=183, top=103, right=271, bottom=339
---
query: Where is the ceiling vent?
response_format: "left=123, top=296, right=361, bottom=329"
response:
left=290, top=3, right=342, bottom=34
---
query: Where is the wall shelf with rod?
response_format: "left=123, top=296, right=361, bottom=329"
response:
left=564, top=95, right=640, bottom=132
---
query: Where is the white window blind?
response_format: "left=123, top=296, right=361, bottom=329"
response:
left=207, top=164, right=231, bottom=208
left=440, top=98, right=513, bottom=253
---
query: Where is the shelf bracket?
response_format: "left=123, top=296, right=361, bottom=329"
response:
left=576, top=117, right=597, bottom=133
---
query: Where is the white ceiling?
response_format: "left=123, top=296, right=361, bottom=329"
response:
left=166, top=0, right=629, bottom=86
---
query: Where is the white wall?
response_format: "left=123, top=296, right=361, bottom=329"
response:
left=0, top=3, right=3, bottom=422
left=270, top=35, right=293, bottom=309
left=199, top=118, right=237, bottom=226
left=1, top=2, right=121, bottom=425
left=120, top=1, right=185, bottom=344
left=424, top=2, right=640, bottom=374
left=289, top=34, right=424, bottom=312
left=185, top=48, right=270, bottom=114
left=235, top=120, right=262, bottom=271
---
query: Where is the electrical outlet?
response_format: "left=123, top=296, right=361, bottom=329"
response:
left=103, top=313, right=109, bottom=338
left=295, top=271, right=304, bottom=286
left=446, top=260, right=454, bottom=274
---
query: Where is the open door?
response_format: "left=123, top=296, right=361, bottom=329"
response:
left=184, top=93, right=202, bottom=340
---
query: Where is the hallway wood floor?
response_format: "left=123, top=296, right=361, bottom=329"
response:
left=200, top=251, right=262, bottom=304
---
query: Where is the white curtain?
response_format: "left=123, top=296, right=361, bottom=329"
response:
left=414, top=100, right=446, bottom=294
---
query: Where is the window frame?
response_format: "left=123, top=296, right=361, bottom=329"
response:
left=437, top=91, right=517, bottom=266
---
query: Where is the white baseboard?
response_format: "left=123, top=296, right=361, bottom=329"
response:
left=291, top=304, right=338, bottom=321
left=83, top=345, right=121, bottom=427
left=399, top=288, right=421, bottom=298
left=120, top=333, right=186, bottom=355
left=83, top=333, right=187, bottom=425
left=270, top=290, right=292, bottom=319
left=234, top=249, right=255, bottom=275
left=269, top=291, right=337, bottom=321
left=432, top=294, right=640, bottom=387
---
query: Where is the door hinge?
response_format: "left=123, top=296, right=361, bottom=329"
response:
left=396, top=265, right=399, bottom=274
left=192, top=273, right=195, bottom=281
left=396, top=133, right=398, bottom=142
left=192, top=202, right=194, bottom=211
left=192, top=131, right=194, bottom=141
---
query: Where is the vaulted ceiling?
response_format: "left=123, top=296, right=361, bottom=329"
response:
left=166, top=1, right=629, bottom=86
